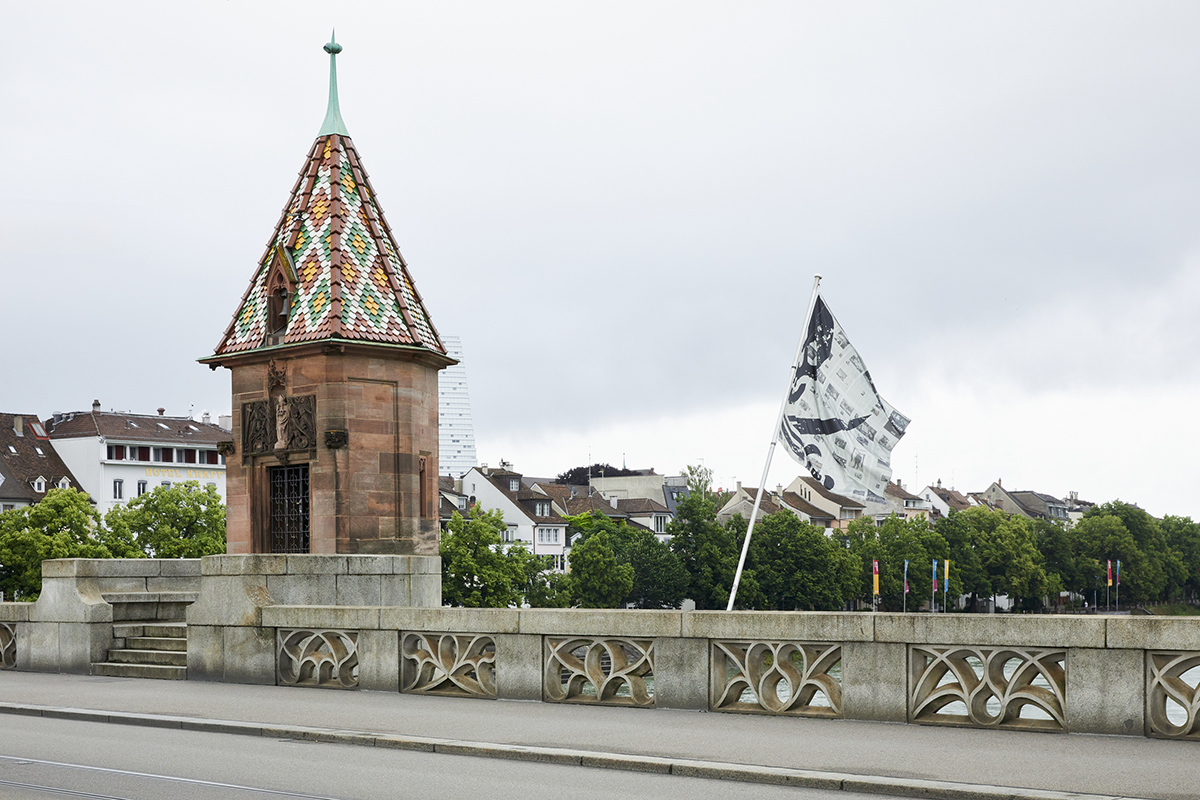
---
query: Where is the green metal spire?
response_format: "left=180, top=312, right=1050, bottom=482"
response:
left=319, top=31, right=349, bottom=136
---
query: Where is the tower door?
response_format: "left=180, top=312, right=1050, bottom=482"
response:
left=269, top=464, right=310, bottom=553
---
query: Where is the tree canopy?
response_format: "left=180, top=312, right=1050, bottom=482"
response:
left=554, top=463, right=642, bottom=485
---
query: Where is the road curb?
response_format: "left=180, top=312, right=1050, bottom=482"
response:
left=0, top=702, right=1141, bottom=800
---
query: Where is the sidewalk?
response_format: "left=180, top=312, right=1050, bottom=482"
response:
left=0, top=671, right=1189, bottom=800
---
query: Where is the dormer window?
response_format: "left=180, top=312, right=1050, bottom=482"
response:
left=535, top=501, right=550, bottom=517
left=265, top=247, right=297, bottom=343
left=509, top=478, right=519, bottom=492
left=33, top=477, right=46, bottom=493
left=58, top=478, right=70, bottom=490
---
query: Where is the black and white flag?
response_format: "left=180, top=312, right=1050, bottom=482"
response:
left=778, top=294, right=909, bottom=504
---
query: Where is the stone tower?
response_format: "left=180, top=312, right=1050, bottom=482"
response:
left=201, top=36, right=453, bottom=556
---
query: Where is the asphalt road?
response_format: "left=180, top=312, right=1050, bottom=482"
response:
left=0, top=715, right=887, bottom=800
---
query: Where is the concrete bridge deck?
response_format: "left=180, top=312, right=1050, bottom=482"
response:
left=0, top=671, right=1190, bottom=800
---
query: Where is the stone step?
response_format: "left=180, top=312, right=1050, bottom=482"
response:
left=101, top=592, right=198, bottom=623
left=107, top=648, right=188, bottom=667
left=143, top=623, right=187, bottom=639
left=112, top=624, right=145, bottom=639
left=91, top=662, right=186, bottom=680
left=126, top=636, right=187, bottom=652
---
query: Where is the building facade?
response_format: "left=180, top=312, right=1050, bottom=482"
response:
left=46, top=403, right=228, bottom=515
left=438, top=335, right=478, bottom=477
left=0, top=413, right=85, bottom=511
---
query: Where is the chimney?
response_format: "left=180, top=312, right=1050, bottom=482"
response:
left=937, top=478, right=942, bottom=488
left=997, top=478, right=1002, bottom=488
left=92, top=399, right=101, bottom=413
left=201, top=411, right=211, bottom=425
left=736, top=480, right=742, bottom=493
left=609, top=495, right=618, bottom=509
left=157, top=407, right=166, bottom=416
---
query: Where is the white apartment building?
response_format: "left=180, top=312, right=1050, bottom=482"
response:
left=461, top=465, right=568, bottom=570
left=438, top=335, right=478, bottom=477
left=47, top=402, right=231, bottom=515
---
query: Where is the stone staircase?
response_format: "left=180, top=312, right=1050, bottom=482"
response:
left=90, top=592, right=196, bottom=680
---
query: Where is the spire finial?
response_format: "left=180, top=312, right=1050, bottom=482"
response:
left=319, top=30, right=350, bottom=136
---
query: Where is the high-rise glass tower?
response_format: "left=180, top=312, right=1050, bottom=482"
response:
left=438, top=335, right=478, bottom=477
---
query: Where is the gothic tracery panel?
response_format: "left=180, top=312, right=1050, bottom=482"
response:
left=544, top=636, right=654, bottom=707
left=1147, top=651, right=1200, bottom=739
left=278, top=629, right=359, bottom=689
left=0, top=623, right=15, bottom=669
left=401, top=632, right=496, bottom=698
left=909, top=645, right=1066, bottom=731
left=711, top=640, right=841, bottom=716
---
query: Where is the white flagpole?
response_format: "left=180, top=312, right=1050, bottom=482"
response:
left=727, top=274, right=822, bottom=611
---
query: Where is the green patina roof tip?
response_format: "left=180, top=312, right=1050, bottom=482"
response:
left=319, top=30, right=350, bottom=137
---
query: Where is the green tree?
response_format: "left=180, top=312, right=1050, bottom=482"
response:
left=566, top=511, right=688, bottom=608
left=935, top=510, right=991, bottom=609
left=568, top=531, right=633, bottom=608
left=1082, top=501, right=1184, bottom=603
left=104, top=482, right=225, bottom=558
left=1161, top=516, right=1200, bottom=602
left=440, top=508, right=522, bottom=608
left=668, top=493, right=737, bottom=609
left=739, top=511, right=854, bottom=610
left=0, top=489, right=139, bottom=600
left=681, top=463, right=713, bottom=500
left=506, top=542, right=572, bottom=608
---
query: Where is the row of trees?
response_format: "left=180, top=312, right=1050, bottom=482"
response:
left=442, top=484, right=1200, bottom=612
left=0, top=484, right=226, bottom=600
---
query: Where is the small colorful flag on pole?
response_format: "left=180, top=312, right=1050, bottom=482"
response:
left=873, top=560, right=880, bottom=596
left=1117, top=560, right=1121, bottom=586
left=944, top=559, right=950, bottom=593
left=903, top=560, right=909, bottom=594
left=1107, top=560, right=1113, bottom=587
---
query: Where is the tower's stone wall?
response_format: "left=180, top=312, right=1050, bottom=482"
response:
left=224, top=344, right=443, bottom=556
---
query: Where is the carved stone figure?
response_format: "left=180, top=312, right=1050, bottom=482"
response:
left=275, top=396, right=291, bottom=450
left=243, top=401, right=275, bottom=454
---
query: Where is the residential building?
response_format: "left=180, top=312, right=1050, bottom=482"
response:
left=1064, top=491, right=1095, bottom=525
left=973, top=480, right=1069, bottom=522
left=615, top=498, right=673, bottom=542
left=918, top=479, right=976, bottom=518
left=590, top=470, right=690, bottom=520
left=784, top=476, right=865, bottom=529
left=460, top=465, right=569, bottom=570
left=0, top=413, right=86, bottom=511
left=717, top=482, right=836, bottom=528
left=438, top=335, right=478, bottom=477
left=881, top=481, right=932, bottom=522
left=47, top=402, right=229, bottom=516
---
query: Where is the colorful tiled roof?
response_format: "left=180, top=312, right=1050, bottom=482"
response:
left=211, top=38, right=444, bottom=358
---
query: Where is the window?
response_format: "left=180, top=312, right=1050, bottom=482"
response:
left=202, top=450, right=219, bottom=465
left=457, top=496, right=467, bottom=510
left=135, top=447, right=151, bottom=462
left=535, top=501, right=550, bottom=517
left=509, top=478, right=520, bottom=492
left=58, top=478, right=70, bottom=490
left=153, top=447, right=174, bottom=463
left=113, top=479, right=123, bottom=500
left=34, top=446, right=44, bottom=456
left=1, top=504, right=13, bottom=512
left=654, top=514, right=667, bottom=534
left=161, top=481, right=172, bottom=488
left=6, top=446, right=15, bottom=455
left=156, top=422, right=170, bottom=431
left=33, top=478, right=45, bottom=493
left=137, top=480, right=148, bottom=497
left=503, top=525, right=515, bottom=543
left=107, top=445, right=126, bottom=460
left=182, top=449, right=196, bottom=464
left=206, top=482, right=216, bottom=489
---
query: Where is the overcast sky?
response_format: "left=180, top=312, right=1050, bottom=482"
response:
left=4, top=2, right=1199, bottom=519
